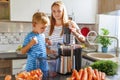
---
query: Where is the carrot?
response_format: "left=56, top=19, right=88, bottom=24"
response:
left=99, top=71, right=102, bottom=80
left=79, top=69, right=83, bottom=79
left=73, top=69, right=80, bottom=80
left=4, top=75, right=12, bottom=80
left=72, top=70, right=75, bottom=78
left=88, top=73, right=93, bottom=80
left=101, top=72, right=106, bottom=80
left=87, top=67, right=97, bottom=80
left=81, top=68, right=88, bottom=80
left=69, top=76, right=75, bottom=80
left=94, top=69, right=100, bottom=80
left=87, top=67, right=93, bottom=80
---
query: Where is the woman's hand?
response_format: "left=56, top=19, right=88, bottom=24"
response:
left=68, top=20, right=77, bottom=30
left=68, top=20, right=85, bottom=43
left=46, top=38, right=52, bottom=46
left=46, top=48, right=57, bottom=54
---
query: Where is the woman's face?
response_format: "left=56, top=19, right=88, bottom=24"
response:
left=52, top=5, right=63, bottom=20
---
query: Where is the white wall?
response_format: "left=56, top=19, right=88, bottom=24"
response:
left=98, top=14, right=119, bottom=52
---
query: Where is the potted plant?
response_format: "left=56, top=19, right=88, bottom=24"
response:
left=97, top=28, right=112, bottom=53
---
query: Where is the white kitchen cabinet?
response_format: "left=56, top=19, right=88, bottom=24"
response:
left=70, top=0, right=98, bottom=23
left=10, top=0, right=41, bottom=22
left=39, top=0, right=73, bottom=15
left=12, top=59, right=26, bottom=75
left=39, top=0, right=98, bottom=24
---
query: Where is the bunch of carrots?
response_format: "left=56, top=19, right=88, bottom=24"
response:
left=4, top=69, right=43, bottom=80
left=69, top=67, right=106, bottom=80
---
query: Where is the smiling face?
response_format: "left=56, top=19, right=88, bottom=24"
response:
left=52, top=5, right=63, bottom=20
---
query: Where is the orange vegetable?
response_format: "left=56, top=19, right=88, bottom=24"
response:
left=101, top=72, right=106, bottom=80
left=73, top=69, right=80, bottom=80
left=94, top=69, right=100, bottom=80
left=81, top=68, right=88, bottom=80
left=4, top=75, right=12, bottom=80
left=87, top=67, right=93, bottom=80
left=99, top=71, right=102, bottom=80
left=79, top=69, right=83, bottom=79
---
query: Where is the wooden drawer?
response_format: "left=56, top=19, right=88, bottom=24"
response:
left=0, top=60, right=12, bottom=76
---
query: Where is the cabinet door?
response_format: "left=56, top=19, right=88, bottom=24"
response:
left=98, top=0, right=115, bottom=14
left=71, top=0, right=97, bottom=23
left=0, top=1, right=10, bottom=21
left=39, top=0, right=97, bottom=23
left=39, top=0, right=72, bottom=15
left=39, top=0, right=56, bottom=14
left=10, top=0, right=41, bottom=22
left=12, top=59, right=26, bottom=75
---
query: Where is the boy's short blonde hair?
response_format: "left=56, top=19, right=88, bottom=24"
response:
left=32, top=12, right=50, bottom=25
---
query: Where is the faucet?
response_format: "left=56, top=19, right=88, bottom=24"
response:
left=100, top=35, right=119, bottom=57
left=86, top=31, right=119, bottom=57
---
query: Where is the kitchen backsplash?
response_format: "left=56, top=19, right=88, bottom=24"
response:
left=0, top=21, right=32, bottom=51
left=0, top=32, right=27, bottom=44
left=0, top=21, right=96, bottom=52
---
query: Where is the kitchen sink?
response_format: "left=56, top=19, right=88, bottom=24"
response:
left=86, top=52, right=117, bottom=62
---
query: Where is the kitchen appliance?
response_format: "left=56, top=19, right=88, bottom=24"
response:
left=56, top=44, right=82, bottom=74
left=63, top=27, right=71, bottom=44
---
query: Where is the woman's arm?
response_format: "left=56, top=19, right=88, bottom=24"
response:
left=21, top=38, right=36, bottom=54
left=68, top=21, right=85, bottom=43
left=71, top=28, right=85, bottom=43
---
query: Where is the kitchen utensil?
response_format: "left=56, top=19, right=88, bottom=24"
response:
left=63, top=27, right=71, bottom=44
left=56, top=44, right=82, bottom=74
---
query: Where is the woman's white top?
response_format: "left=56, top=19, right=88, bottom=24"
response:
left=44, top=21, right=79, bottom=53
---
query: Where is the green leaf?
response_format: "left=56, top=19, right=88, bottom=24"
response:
left=91, top=60, right=118, bottom=76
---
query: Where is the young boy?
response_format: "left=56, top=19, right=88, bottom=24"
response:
left=21, top=12, right=50, bottom=77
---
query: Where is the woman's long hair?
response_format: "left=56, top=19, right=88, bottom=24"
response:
left=49, top=1, right=69, bottom=36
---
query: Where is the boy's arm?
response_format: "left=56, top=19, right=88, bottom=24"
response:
left=21, top=38, right=36, bottom=54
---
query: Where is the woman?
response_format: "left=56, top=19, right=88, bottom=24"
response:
left=45, top=1, right=85, bottom=54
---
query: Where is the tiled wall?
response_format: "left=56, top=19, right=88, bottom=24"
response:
left=0, top=32, right=27, bottom=44
left=0, top=21, right=96, bottom=52
left=0, top=21, right=32, bottom=51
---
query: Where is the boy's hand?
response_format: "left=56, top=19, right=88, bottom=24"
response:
left=33, top=36, right=38, bottom=44
left=30, top=37, right=38, bottom=46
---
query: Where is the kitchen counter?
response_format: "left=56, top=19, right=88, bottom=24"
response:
left=0, top=52, right=27, bottom=60
left=82, top=51, right=120, bottom=80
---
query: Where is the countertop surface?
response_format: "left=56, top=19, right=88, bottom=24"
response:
left=82, top=51, right=120, bottom=80
left=0, top=52, right=27, bottom=60
left=0, top=51, right=120, bottom=80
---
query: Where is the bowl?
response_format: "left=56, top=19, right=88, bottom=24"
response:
left=87, top=52, right=117, bottom=62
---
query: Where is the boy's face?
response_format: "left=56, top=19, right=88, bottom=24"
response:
left=33, top=22, right=47, bottom=34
